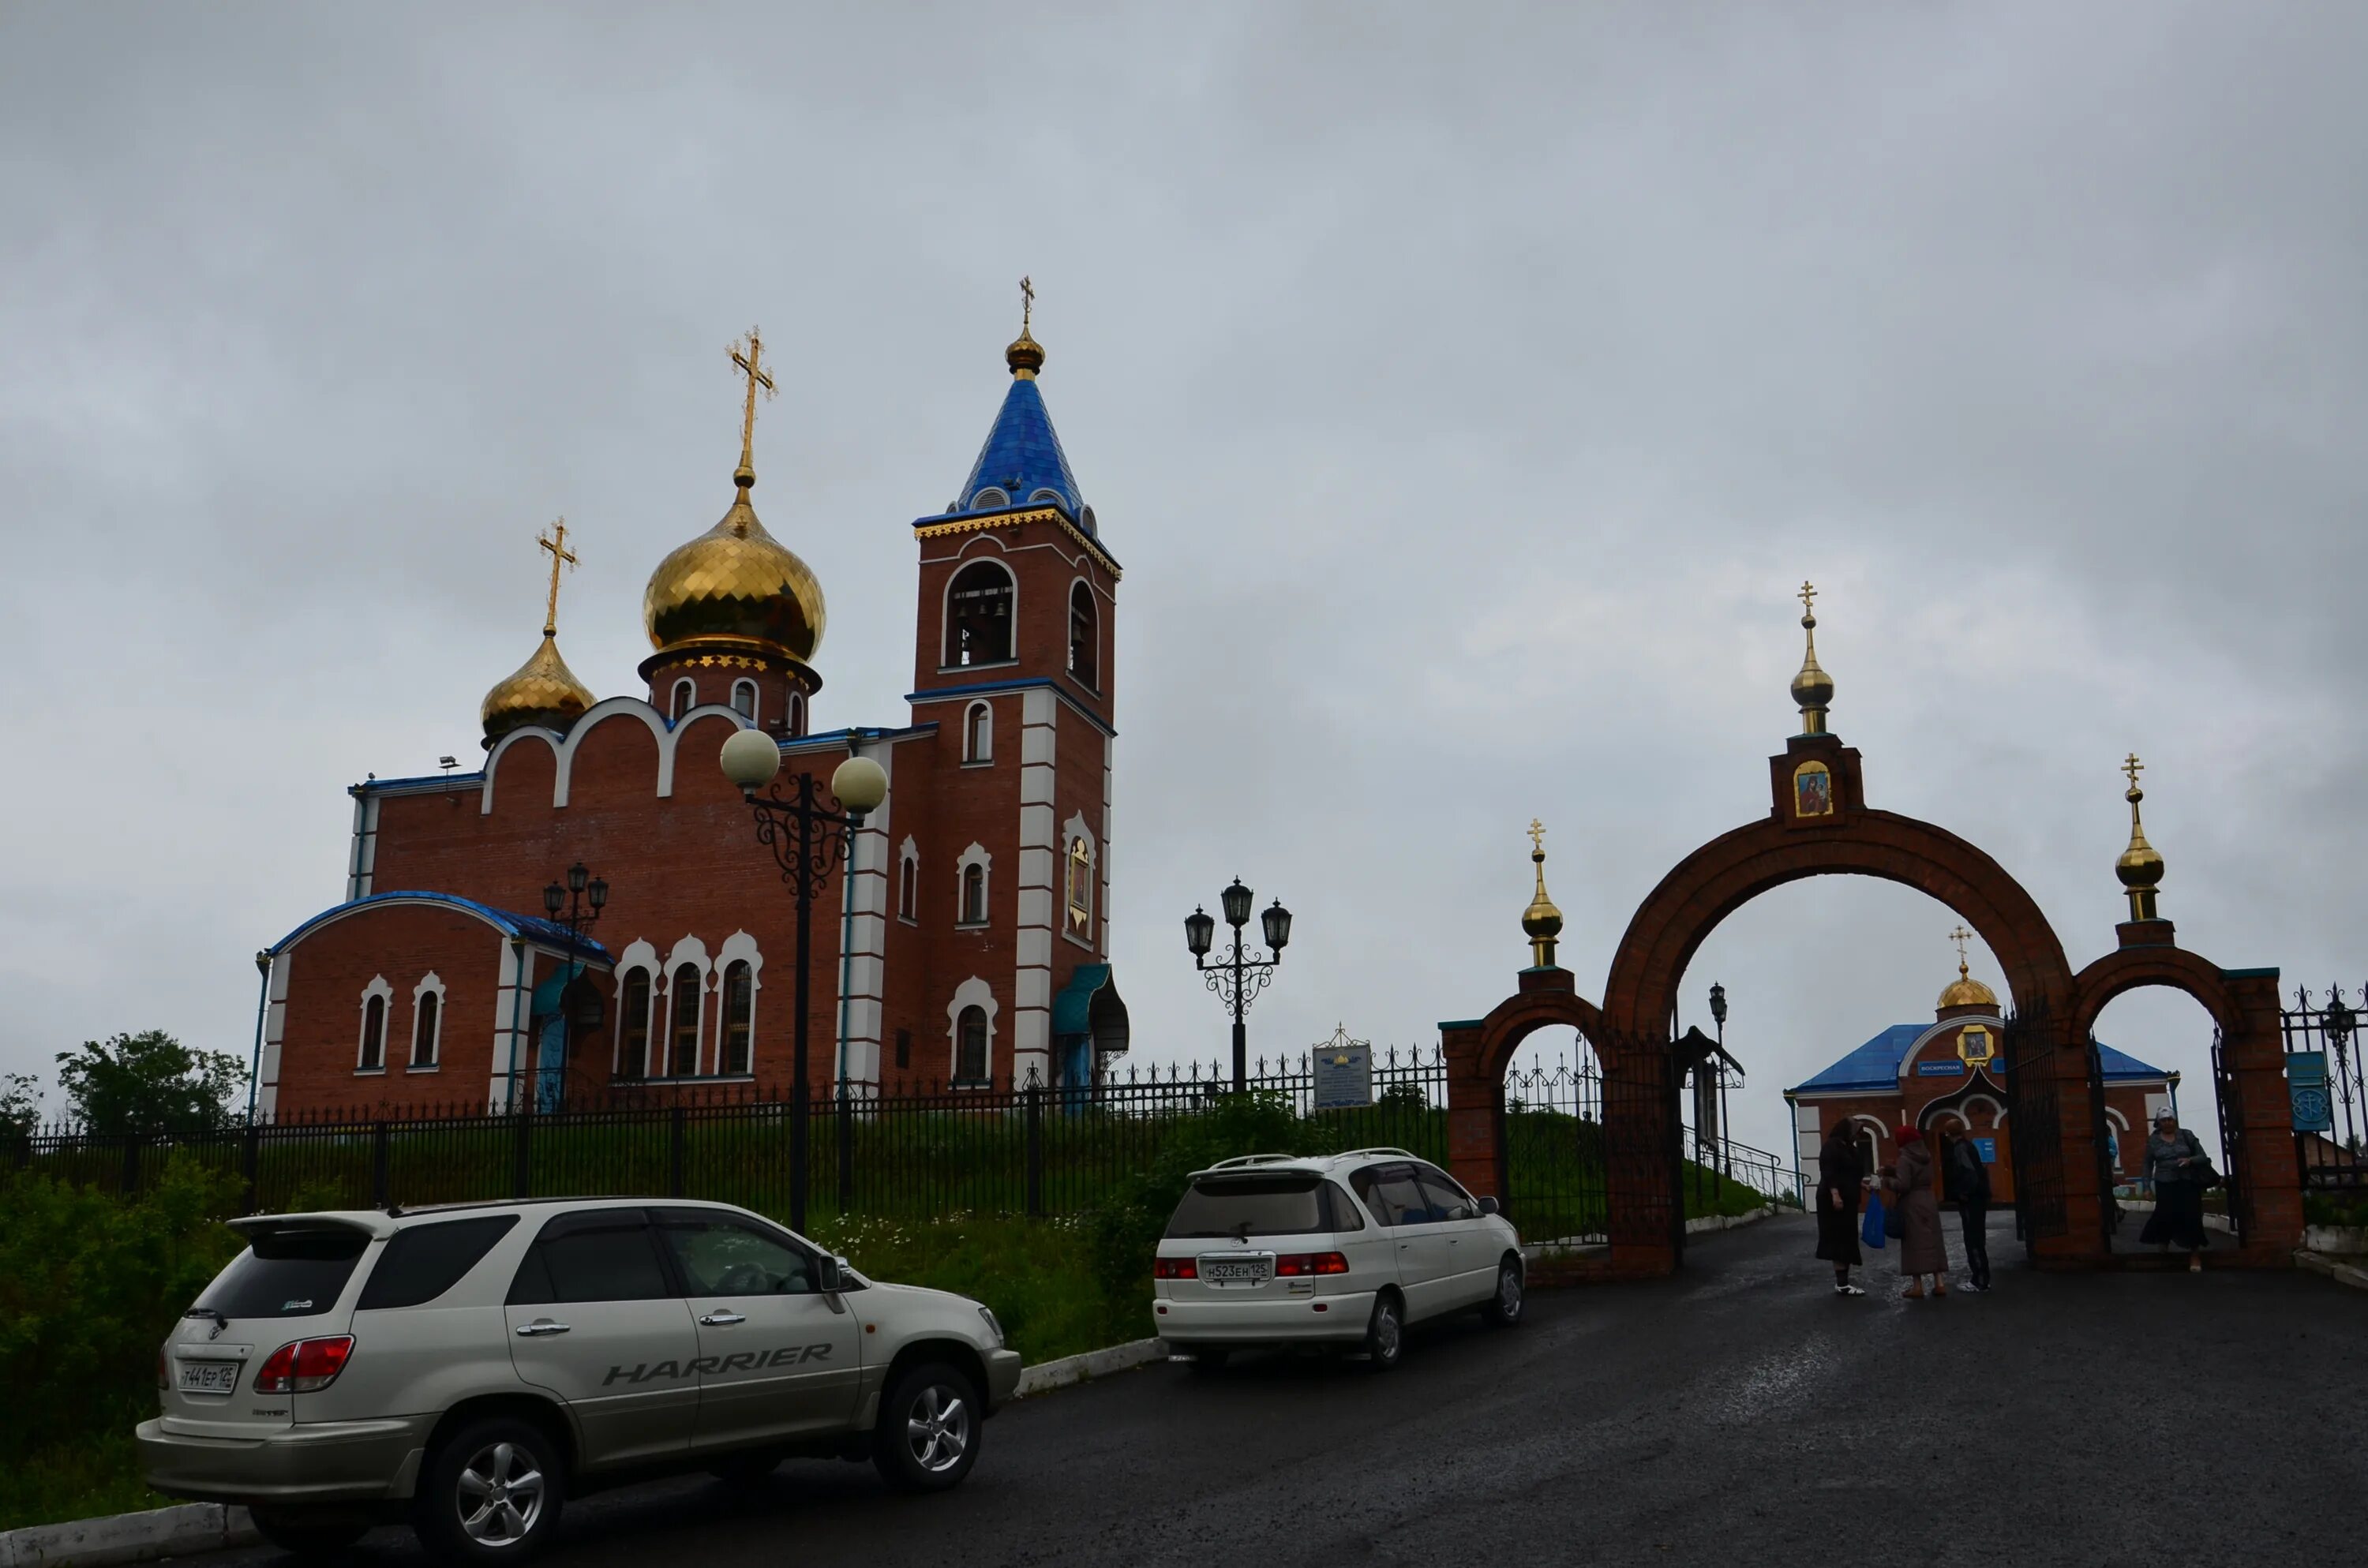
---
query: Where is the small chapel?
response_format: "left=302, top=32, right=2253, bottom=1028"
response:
left=1783, top=933, right=2179, bottom=1199
left=253, top=300, right=1131, bottom=1117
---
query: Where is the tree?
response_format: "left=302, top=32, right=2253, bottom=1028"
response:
left=53, top=1031, right=247, bottom=1136
left=0, top=1072, right=39, bottom=1136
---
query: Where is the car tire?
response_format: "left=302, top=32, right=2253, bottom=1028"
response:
left=248, top=1506, right=370, bottom=1558
left=707, top=1449, right=784, bottom=1488
left=872, top=1360, right=984, bottom=1494
left=1363, top=1292, right=1405, bottom=1372
left=1190, top=1346, right=1230, bottom=1373
left=413, top=1415, right=567, bottom=1563
left=1482, top=1259, right=1524, bottom=1327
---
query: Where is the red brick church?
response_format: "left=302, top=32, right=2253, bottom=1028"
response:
left=254, top=311, right=1130, bottom=1116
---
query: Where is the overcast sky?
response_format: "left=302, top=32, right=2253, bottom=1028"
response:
left=3, top=3, right=2362, bottom=1162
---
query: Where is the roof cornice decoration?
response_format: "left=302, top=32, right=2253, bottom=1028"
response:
left=914, top=504, right=1122, bottom=579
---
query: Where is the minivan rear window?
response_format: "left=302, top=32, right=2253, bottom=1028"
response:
left=197, top=1227, right=371, bottom=1319
left=1165, top=1177, right=1331, bottom=1239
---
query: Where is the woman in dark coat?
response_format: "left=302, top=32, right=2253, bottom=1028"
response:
left=1815, top=1124, right=1867, bottom=1296
left=1879, top=1125, right=1949, bottom=1298
left=2140, top=1111, right=2212, bottom=1270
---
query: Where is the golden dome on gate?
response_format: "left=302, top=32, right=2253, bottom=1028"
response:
left=1938, top=960, right=1998, bottom=1013
left=481, top=633, right=595, bottom=746
left=643, top=477, right=826, bottom=661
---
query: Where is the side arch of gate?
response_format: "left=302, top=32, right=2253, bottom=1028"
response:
left=2070, top=942, right=2299, bottom=1261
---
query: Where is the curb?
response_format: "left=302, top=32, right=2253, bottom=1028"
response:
left=0, top=1503, right=257, bottom=1568
left=2295, top=1250, right=2368, bottom=1293
left=1013, top=1336, right=1167, bottom=1397
left=1685, top=1203, right=1782, bottom=1236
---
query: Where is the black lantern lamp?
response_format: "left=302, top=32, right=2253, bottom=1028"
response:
left=1186, top=877, right=1292, bottom=1092
left=587, top=874, right=609, bottom=913
left=1261, top=898, right=1293, bottom=953
left=542, top=881, right=566, bottom=917
left=1220, top=877, right=1254, bottom=930
left=566, top=862, right=589, bottom=896
left=1185, top=906, right=1216, bottom=960
left=1709, top=982, right=1728, bottom=1029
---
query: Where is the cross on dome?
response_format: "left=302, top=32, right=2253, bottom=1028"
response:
left=538, top=518, right=576, bottom=637
left=730, top=327, right=776, bottom=485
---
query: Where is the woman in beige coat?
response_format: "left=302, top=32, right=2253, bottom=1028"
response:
left=1880, top=1126, right=1949, bottom=1298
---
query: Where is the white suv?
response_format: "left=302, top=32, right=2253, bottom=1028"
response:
left=1151, top=1150, right=1523, bottom=1369
left=137, top=1199, right=1021, bottom=1562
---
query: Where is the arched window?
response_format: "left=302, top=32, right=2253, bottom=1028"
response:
left=669, top=964, right=703, bottom=1076
left=955, top=1006, right=989, bottom=1084
left=730, top=679, right=757, bottom=721
left=670, top=678, right=697, bottom=722
left=899, top=855, right=919, bottom=922
left=964, top=702, right=992, bottom=763
left=1068, top=581, right=1098, bottom=687
left=944, top=560, right=1014, bottom=667
left=358, top=993, right=386, bottom=1071
left=785, top=693, right=804, bottom=736
left=619, top=968, right=653, bottom=1079
left=961, top=863, right=987, bottom=925
left=410, top=985, right=441, bottom=1068
left=720, top=960, right=754, bottom=1076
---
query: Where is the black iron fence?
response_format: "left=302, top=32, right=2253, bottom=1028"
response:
left=2283, top=985, right=2368, bottom=1192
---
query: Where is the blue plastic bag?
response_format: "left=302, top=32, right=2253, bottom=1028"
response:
left=1860, top=1194, right=1888, bottom=1249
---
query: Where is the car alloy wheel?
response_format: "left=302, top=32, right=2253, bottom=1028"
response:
left=1486, top=1262, right=1524, bottom=1327
left=905, top=1380, right=971, bottom=1474
left=456, top=1439, right=547, bottom=1547
left=1366, top=1294, right=1403, bottom=1371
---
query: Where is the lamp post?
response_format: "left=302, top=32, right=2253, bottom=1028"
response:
left=530, top=863, right=608, bottom=1112
left=1708, top=982, right=1730, bottom=1177
left=720, top=729, right=888, bottom=1232
left=1185, top=877, right=1292, bottom=1092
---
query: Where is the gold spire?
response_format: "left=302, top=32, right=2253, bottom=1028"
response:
left=1937, top=924, right=1996, bottom=1011
left=1789, top=579, right=1834, bottom=734
left=729, top=327, right=776, bottom=490
left=482, top=522, right=595, bottom=747
left=1006, top=275, right=1044, bottom=379
left=2115, top=753, right=2166, bottom=920
left=1521, top=818, right=1565, bottom=968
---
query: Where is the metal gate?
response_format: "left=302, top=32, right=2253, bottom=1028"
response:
left=1501, top=1035, right=1609, bottom=1248
left=2210, top=1027, right=2248, bottom=1241
left=2002, top=1005, right=2066, bottom=1246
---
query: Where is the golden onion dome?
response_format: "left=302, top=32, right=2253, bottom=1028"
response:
left=1520, top=821, right=1564, bottom=967
left=643, top=475, right=826, bottom=661
left=481, top=632, right=594, bottom=747
left=1937, top=960, right=1999, bottom=1013
left=1006, top=327, right=1045, bottom=380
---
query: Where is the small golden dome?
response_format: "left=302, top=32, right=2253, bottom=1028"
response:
left=481, top=632, right=594, bottom=747
left=1789, top=582, right=1834, bottom=732
left=643, top=477, right=826, bottom=661
left=1938, top=960, right=1998, bottom=1012
left=1521, top=820, right=1564, bottom=967
left=1006, top=328, right=1045, bottom=380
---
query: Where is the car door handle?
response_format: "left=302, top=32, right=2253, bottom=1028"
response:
left=699, top=1311, right=747, bottom=1327
left=515, top=1320, right=571, bottom=1337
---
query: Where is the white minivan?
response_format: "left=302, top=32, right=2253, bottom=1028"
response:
left=1151, top=1150, right=1523, bottom=1370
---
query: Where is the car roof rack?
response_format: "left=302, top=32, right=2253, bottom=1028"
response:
left=1203, top=1153, right=1302, bottom=1170
left=1334, top=1147, right=1420, bottom=1162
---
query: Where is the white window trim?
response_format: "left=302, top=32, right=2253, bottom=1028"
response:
left=786, top=692, right=804, bottom=736
left=942, top=555, right=1019, bottom=670
left=898, top=836, right=921, bottom=926
left=714, top=931, right=766, bottom=1079
left=1066, top=574, right=1101, bottom=691
left=954, top=842, right=992, bottom=928
left=407, top=971, right=447, bottom=1071
left=963, top=701, right=994, bottom=765
left=670, top=677, right=697, bottom=723
left=610, top=939, right=661, bottom=1078
left=356, top=975, right=393, bottom=1074
left=947, top=976, right=999, bottom=1087
left=662, top=937, right=713, bottom=1076
left=730, top=678, right=759, bottom=725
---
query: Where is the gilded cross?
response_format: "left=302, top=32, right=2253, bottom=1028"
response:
left=1527, top=818, right=1546, bottom=854
left=1019, top=275, right=1035, bottom=332
left=537, top=519, right=576, bottom=636
left=729, top=327, right=776, bottom=474
left=2123, top=753, right=2145, bottom=791
left=1797, top=580, right=1818, bottom=621
left=1947, top=925, right=1973, bottom=965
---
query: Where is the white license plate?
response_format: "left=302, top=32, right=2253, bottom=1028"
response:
left=1201, top=1258, right=1269, bottom=1285
left=178, top=1361, right=238, bottom=1394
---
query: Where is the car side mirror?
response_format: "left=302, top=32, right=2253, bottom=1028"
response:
left=816, top=1255, right=845, bottom=1293
left=1477, top=1196, right=1501, bottom=1218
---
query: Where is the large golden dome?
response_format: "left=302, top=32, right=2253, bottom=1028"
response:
left=643, top=477, right=826, bottom=661
left=481, top=632, right=594, bottom=746
left=1937, top=960, right=1999, bottom=1013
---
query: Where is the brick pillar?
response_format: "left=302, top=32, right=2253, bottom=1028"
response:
left=2226, top=969, right=2302, bottom=1263
left=1442, top=1020, right=1501, bottom=1207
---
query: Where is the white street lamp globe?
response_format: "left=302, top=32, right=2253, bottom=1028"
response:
left=718, top=728, right=783, bottom=793
left=831, top=755, right=889, bottom=817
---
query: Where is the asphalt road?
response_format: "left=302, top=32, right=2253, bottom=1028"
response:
left=208, top=1214, right=2365, bottom=1566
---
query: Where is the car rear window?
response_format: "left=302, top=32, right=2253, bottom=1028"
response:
left=197, top=1227, right=371, bottom=1319
left=1166, top=1177, right=1332, bottom=1239
left=358, top=1215, right=519, bottom=1310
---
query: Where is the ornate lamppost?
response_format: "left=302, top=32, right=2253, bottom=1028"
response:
left=541, top=861, right=609, bottom=959
left=1184, top=878, right=1292, bottom=1092
left=523, top=863, right=607, bottom=1112
left=1709, top=981, right=1730, bottom=1177
left=719, top=730, right=888, bottom=1232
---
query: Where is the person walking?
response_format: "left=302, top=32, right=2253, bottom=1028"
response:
left=1815, top=1123, right=1868, bottom=1296
left=1942, top=1127, right=1993, bottom=1293
left=2140, top=1111, right=2212, bottom=1270
left=1880, top=1125, right=1948, bottom=1298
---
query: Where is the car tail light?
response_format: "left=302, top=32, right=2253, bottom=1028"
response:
left=1152, top=1256, right=1197, bottom=1280
left=1274, top=1252, right=1351, bottom=1277
left=253, top=1335, right=354, bottom=1394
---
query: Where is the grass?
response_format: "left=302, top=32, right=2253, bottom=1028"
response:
left=2, top=1435, right=173, bottom=1534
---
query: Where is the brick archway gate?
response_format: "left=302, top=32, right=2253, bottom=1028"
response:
left=1443, top=731, right=2303, bottom=1280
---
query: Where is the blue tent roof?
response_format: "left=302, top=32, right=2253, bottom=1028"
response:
left=268, top=891, right=613, bottom=962
left=1789, top=1022, right=2169, bottom=1095
left=949, top=374, right=1086, bottom=522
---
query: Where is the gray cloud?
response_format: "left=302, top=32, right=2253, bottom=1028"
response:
left=2, top=2, right=2360, bottom=1161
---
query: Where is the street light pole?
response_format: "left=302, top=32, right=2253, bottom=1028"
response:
left=536, top=863, right=609, bottom=1114
left=721, top=731, right=887, bottom=1233
left=1185, top=878, right=1292, bottom=1092
left=1709, top=982, right=1730, bottom=1178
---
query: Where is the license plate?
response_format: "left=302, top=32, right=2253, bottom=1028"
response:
left=178, top=1361, right=238, bottom=1394
left=1201, top=1257, right=1269, bottom=1285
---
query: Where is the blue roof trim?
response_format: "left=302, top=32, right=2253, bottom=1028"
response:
left=268, top=891, right=614, bottom=962
left=953, top=376, right=1084, bottom=518
left=354, top=771, right=485, bottom=797
left=1789, top=1021, right=2171, bottom=1095
left=905, top=677, right=1115, bottom=737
